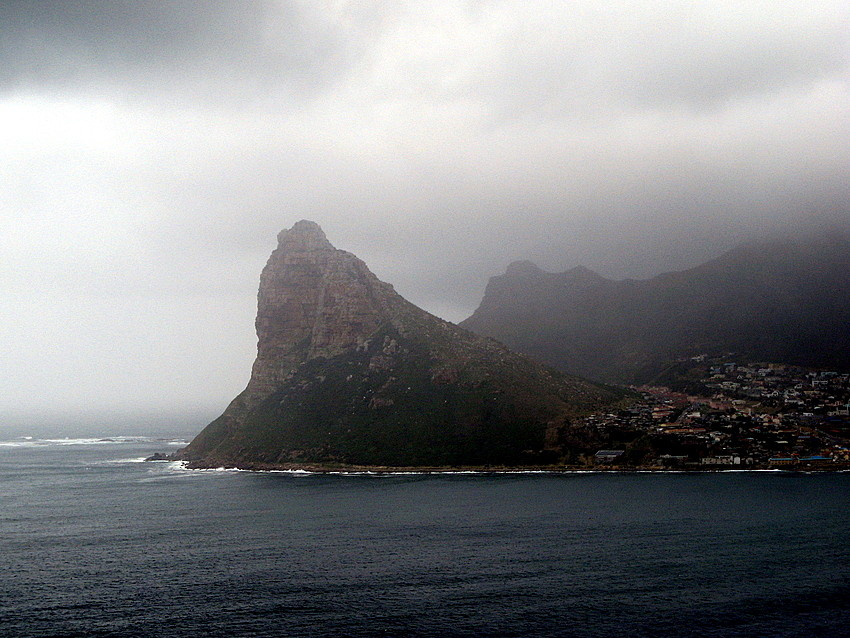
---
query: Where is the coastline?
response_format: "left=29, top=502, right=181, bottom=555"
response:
left=165, top=458, right=850, bottom=474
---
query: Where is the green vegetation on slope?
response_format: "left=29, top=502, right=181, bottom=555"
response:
left=186, top=321, right=630, bottom=467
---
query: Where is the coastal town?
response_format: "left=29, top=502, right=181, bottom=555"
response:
left=576, top=356, right=850, bottom=470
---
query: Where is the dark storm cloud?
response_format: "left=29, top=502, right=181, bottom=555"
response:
left=455, top=2, right=849, bottom=120
left=0, top=0, right=355, bottom=99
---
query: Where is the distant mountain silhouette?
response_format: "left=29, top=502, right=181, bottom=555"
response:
left=461, top=231, right=850, bottom=383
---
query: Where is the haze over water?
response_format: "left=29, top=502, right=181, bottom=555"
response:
left=2, top=436, right=848, bottom=637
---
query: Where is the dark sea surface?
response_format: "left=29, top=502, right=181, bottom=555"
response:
left=1, top=437, right=849, bottom=638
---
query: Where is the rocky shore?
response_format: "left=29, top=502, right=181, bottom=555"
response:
left=156, top=455, right=850, bottom=474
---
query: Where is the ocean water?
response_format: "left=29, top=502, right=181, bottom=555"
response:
left=1, top=436, right=848, bottom=638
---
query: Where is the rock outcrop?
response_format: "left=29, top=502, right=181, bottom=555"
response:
left=179, top=220, right=628, bottom=468
left=238, top=221, right=397, bottom=408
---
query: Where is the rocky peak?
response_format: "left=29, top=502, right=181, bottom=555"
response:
left=276, top=219, right=333, bottom=252
left=504, top=260, right=543, bottom=277
left=245, top=221, right=399, bottom=405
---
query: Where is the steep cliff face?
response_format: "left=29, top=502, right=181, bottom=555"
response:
left=242, top=220, right=400, bottom=406
left=180, top=221, right=628, bottom=468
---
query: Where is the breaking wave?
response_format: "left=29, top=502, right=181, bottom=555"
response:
left=0, top=436, right=188, bottom=448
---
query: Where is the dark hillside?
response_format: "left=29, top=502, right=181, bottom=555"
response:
left=461, top=231, right=850, bottom=383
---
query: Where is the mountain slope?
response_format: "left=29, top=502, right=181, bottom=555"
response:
left=461, top=231, right=850, bottom=383
left=179, top=221, right=628, bottom=468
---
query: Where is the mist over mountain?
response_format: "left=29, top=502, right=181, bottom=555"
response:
left=179, top=221, right=628, bottom=468
left=461, top=230, right=850, bottom=384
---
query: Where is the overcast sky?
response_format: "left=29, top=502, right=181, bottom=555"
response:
left=2, top=0, right=848, bottom=429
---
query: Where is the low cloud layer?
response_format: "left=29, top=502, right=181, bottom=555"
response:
left=2, top=1, right=848, bottom=424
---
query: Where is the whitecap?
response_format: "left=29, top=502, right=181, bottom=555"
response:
left=105, top=457, right=150, bottom=464
left=0, top=435, right=160, bottom=447
left=40, top=436, right=152, bottom=446
left=0, top=440, right=37, bottom=448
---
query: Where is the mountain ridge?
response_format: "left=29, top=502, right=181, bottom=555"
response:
left=461, top=230, right=850, bottom=383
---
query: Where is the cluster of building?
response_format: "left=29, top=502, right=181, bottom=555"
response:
left=577, top=357, right=850, bottom=470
